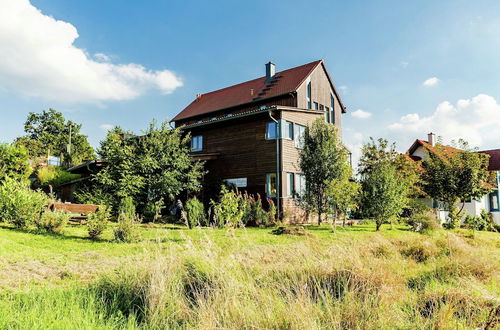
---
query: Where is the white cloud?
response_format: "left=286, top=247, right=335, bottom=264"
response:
left=351, top=109, right=372, bottom=119
left=339, top=85, right=349, bottom=93
left=388, top=94, right=500, bottom=149
left=0, top=0, right=183, bottom=103
left=422, top=77, right=440, bottom=87
left=399, top=61, right=409, bottom=68
left=99, top=124, right=114, bottom=131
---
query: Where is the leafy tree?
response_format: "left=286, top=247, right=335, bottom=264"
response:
left=421, top=140, right=492, bottom=228
left=0, top=143, right=31, bottom=183
left=15, top=109, right=94, bottom=165
left=298, top=118, right=350, bottom=225
left=359, top=138, right=416, bottom=231
left=94, top=121, right=205, bottom=215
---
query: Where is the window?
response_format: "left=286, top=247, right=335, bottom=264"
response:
left=313, top=102, right=319, bottom=110
left=284, top=120, right=294, bottom=139
left=324, top=106, right=330, bottom=123
left=294, top=124, right=306, bottom=148
left=286, top=173, right=295, bottom=197
left=266, top=122, right=278, bottom=139
left=330, top=93, right=336, bottom=124
left=190, top=135, right=203, bottom=152
left=266, top=173, right=277, bottom=197
left=319, top=104, right=324, bottom=110
left=490, top=192, right=499, bottom=211
left=295, top=174, right=306, bottom=196
left=306, top=80, right=312, bottom=109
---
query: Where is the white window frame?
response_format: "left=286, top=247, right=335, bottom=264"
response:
left=295, top=173, right=306, bottom=196
left=294, top=124, right=306, bottom=148
left=190, top=135, right=203, bottom=152
left=324, top=106, right=330, bottom=123
left=284, top=120, right=294, bottom=140
left=286, top=172, right=295, bottom=197
left=266, top=121, right=278, bottom=140
left=266, top=173, right=277, bottom=197
left=330, top=93, right=335, bottom=124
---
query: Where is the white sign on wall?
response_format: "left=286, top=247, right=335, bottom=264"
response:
left=225, top=178, right=247, bottom=188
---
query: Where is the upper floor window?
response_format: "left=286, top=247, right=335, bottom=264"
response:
left=266, top=173, right=277, bottom=197
left=294, top=124, right=306, bottom=148
left=266, top=122, right=278, bottom=139
left=330, top=93, right=336, bottom=124
left=284, top=120, right=294, bottom=139
left=324, top=106, right=330, bottom=123
left=190, top=135, right=203, bottom=152
left=319, top=104, right=324, bottom=111
left=313, top=102, right=319, bottom=110
left=306, top=80, right=312, bottom=109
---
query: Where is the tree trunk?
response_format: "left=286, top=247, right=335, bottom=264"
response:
left=376, top=219, right=381, bottom=231
left=317, top=211, right=321, bottom=226
left=342, top=213, right=346, bottom=227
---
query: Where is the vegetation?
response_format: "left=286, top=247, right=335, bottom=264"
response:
left=35, top=209, right=71, bottom=234
left=211, top=186, right=244, bottom=228
left=87, top=206, right=110, bottom=240
left=0, top=143, right=31, bottom=183
left=422, top=140, right=492, bottom=228
left=406, top=211, right=441, bottom=234
left=184, top=197, right=206, bottom=228
left=298, top=119, right=350, bottom=225
left=0, top=223, right=498, bottom=329
left=15, top=108, right=94, bottom=165
left=35, top=165, right=81, bottom=188
left=114, top=197, right=140, bottom=242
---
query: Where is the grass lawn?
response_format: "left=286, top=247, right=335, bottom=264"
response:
left=0, top=222, right=498, bottom=328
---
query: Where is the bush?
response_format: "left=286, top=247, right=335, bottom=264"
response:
left=36, top=166, right=81, bottom=188
left=87, top=207, right=110, bottom=240
left=35, top=210, right=70, bottom=233
left=114, top=197, right=140, bottom=242
left=184, top=197, right=206, bottom=228
left=143, top=199, right=164, bottom=223
left=211, top=186, right=243, bottom=228
left=406, top=211, right=440, bottom=233
left=241, top=193, right=268, bottom=226
left=0, top=177, right=48, bottom=228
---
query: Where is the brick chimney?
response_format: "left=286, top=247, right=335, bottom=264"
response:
left=427, top=132, right=436, bottom=147
left=265, top=61, right=275, bottom=81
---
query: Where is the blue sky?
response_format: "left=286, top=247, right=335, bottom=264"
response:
left=1, top=0, right=500, bottom=164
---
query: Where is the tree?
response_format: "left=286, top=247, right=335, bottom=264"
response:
left=93, top=121, right=205, bottom=215
left=15, top=109, right=94, bottom=165
left=298, top=118, right=349, bottom=225
left=358, top=138, right=416, bottom=231
left=326, top=162, right=360, bottom=231
left=421, top=139, right=492, bottom=228
left=0, top=143, right=31, bottom=183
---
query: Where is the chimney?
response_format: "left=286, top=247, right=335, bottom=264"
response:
left=265, top=61, right=275, bottom=81
left=427, top=132, right=436, bottom=147
left=195, top=93, right=202, bottom=100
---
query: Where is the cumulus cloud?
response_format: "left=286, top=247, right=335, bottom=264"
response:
left=99, top=124, right=114, bottom=131
left=422, top=77, right=440, bottom=87
left=0, top=0, right=183, bottom=103
left=351, top=109, right=372, bottom=119
left=388, top=94, right=500, bottom=149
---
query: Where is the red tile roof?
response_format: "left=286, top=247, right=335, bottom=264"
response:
left=173, top=60, right=343, bottom=121
left=479, top=149, right=500, bottom=171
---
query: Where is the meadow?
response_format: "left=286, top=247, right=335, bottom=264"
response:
left=0, top=222, right=498, bottom=329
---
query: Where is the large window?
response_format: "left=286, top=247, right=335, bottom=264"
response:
left=330, top=93, right=335, bottom=124
left=266, top=122, right=278, bottom=139
left=294, top=124, right=306, bottom=148
left=306, top=80, right=312, bottom=109
left=490, top=191, right=499, bottom=211
left=266, top=173, right=277, bottom=197
left=286, top=173, right=295, bottom=197
left=190, top=135, right=203, bottom=152
left=284, top=120, right=294, bottom=139
left=295, top=174, right=306, bottom=196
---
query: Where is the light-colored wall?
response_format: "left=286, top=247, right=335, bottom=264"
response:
left=412, top=146, right=428, bottom=160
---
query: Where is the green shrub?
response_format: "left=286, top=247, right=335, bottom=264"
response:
left=210, top=186, right=243, bottom=228
left=0, top=177, right=48, bottom=228
left=266, top=198, right=277, bottom=226
left=143, top=199, right=164, bottom=223
left=35, top=209, right=70, bottom=233
left=184, top=197, right=206, bottom=228
left=36, top=166, right=81, bottom=187
left=406, top=211, right=440, bottom=233
left=241, top=193, right=268, bottom=226
left=114, top=197, right=140, bottom=242
left=87, top=207, right=110, bottom=240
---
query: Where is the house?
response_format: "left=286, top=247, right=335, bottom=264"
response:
left=59, top=159, right=107, bottom=202
left=407, top=133, right=500, bottom=224
left=172, top=60, right=346, bottom=222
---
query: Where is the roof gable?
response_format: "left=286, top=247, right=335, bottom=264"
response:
left=173, top=60, right=327, bottom=121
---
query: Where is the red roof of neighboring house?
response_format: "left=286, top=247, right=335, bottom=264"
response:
left=172, top=60, right=345, bottom=121
left=479, top=149, right=500, bottom=171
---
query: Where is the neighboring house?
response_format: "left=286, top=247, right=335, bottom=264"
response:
left=172, top=60, right=346, bottom=222
left=407, top=133, right=500, bottom=224
left=59, top=159, right=107, bottom=202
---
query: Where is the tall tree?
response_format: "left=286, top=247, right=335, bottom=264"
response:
left=15, top=109, right=94, bottom=165
left=358, top=138, right=416, bottom=231
left=93, top=121, right=205, bottom=215
left=421, top=139, right=492, bottom=228
left=298, top=118, right=349, bottom=225
left=0, top=143, right=31, bottom=183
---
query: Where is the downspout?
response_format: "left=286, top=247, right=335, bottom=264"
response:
left=268, top=110, right=281, bottom=219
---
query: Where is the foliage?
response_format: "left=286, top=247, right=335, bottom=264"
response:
left=267, top=198, right=277, bottom=226
left=94, top=122, right=205, bottom=215
left=211, top=186, right=244, bottom=228
left=0, top=143, right=31, bottom=183
left=35, top=210, right=70, bottom=233
left=183, top=197, right=206, bottom=228
left=73, top=185, right=114, bottom=207
left=114, top=197, right=140, bottom=242
left=406, top=211, right=441, bottom=234
left=421, top=140, right=492, bottom=228
left=87, top=207, right=110, bottom=240
left=36, top=166, right=81, bottom=188
left=359, top=138, right=415, bottom=230
left=0, top=177, right=48, bottom=228
left=298, top=119, right=350, bottom=225
left=143, top=199, right=165, bottom=223
left=463, top=210, right=496, bottom=234
left=15, top=108, right=94, bottom=165
left=239, top=193, right=267, bottom=226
